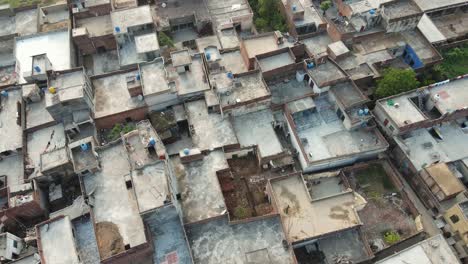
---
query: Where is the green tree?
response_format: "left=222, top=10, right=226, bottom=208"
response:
left=384, top=230, right=401, bottom=244
left=375, top=68, right=420, bottom=98
left=320, top=0, right=332, bottom=11
left=158, top=32, right=174, bottom=48
left=258, top=0, right=276, bottom=19
left=255, top=18, right=269, bottom=31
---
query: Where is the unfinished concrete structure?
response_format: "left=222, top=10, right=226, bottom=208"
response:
left=281, top=0, right=327, bottom=38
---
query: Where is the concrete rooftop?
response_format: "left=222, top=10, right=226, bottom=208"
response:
left=15, top=30, right=71, bottom=83
left=269, top=78, right=314, bottom=105
left=135, top=32, right=159, bottom=54
left=257, top=50, right=295, bottom=72
left=75, top=15, right=113, bottom=37
left=140, top=58, right=171, bottom=96
left=0, top=88, right=23, bottom=154
left=294, top=94, right=387, bottom=163
left=144, top=206, right=192, bottom=264
left=243, top=34, right=293, bottom=59
left=307, top=60, right=347, bottom=88
left=38, top=216, right=80, bottom=264
left=395, top=122, right=468, bottom=171
left=166, top=55, right=210, bottom=97
left=233, top=109, right=284, bottom=159
left=412, top=0, right=467, bottom=12
left=83, top=144, right=146, bottom=254
left=271, top=174, right=361, bottom=243
left=27, top=123, right=66, bottom=177
left=218, top=71, right=270, bottom=108
left=171, top=150, right=228, bottom=224
left=186, top=100, right=238, bottom=150
left=93, top=70, right=146, bottom=119
left=111, top=5, right=153, bottom=34
left=46, top=69, right=86, bottom=107
left=376, top=234, right=460, bottom=264
left=187, top=216, right=293, bottom=264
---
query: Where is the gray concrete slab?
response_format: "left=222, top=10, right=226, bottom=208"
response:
left=186, top=216, right=293, bottom=264
left=171, top=151, right=228, bottom=224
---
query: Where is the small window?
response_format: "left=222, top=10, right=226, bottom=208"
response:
left=389, top=125, right=395, bottom=132
left=450, top=214, right=460, bottom=224
left=124, top=244, right=130, bottom=250
left=383, top=119, right=389, bottom=126
left=13, top=240, right=18, bottom=248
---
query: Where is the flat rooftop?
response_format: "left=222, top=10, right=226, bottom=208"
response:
left=294, top=0, right=325, bottom=27
left=425, top=163, right=465, bottom=198
left=330, top=81, right=368, bottom=109
left=144, top=207, right=192, bottom=264
left=186, top=100, right=238, bottom=150
left=378, top=95, right=427, bottom=127
left=219, top=71, right=270, bottom=108
left=166, top=55, right=210, bottom=97
left=27, top=123, right=66, bottom=177
left=135, top=32, right=159, bottom=54
left=93, top=70, right=146, bottom=119
left=187, top=216, right=293, bottom=263
left=205, top=0, right=252, bottom=28
left=75, top=15, right=113, bottom=37
left=376, top=234, right=460, bottom=264
left=155, top=0, right=210, bottom=29
left=377, top=77, right=468, bottom=126
left=0, top=15, right=15, bottom=37
left=170, top=49, right=191, bottom=67
left=0, top=88, right=22, bottom=154
left=412, top=0, right=466, bottom=12
left=430, top=10, right=468, bottom=41
left=140, top=59, right=170, bottom=96
left=0, top=65, right=16, bottom=87
left=72, top=215, right=100, bottom=264
left=132, top=162, right=169, bottom=213
left=302, top=34, right=333, bottom=57
left=257, top=50, right=295, bottom=72
left=219, top=50, right=247, bottom=74
left=242, top=34, right=293, bottom=59
left=38, top=216, right=80, bottom=264
left=355, top=30, right=440, bottom=65
left=15, top=30, right=71, bottom=83
left=46, top=69, right=86, bottom=107
left=269, top=77, right=314, bottom=105
left=171, top=150, right=228, bottom=224
left=83, top=144, right=146, bottom=258
left=294, top=94, right=387, bottom=163
left=307, top=60, right=347, bottom=87
left=317, top=228, right=371, bottom=263
left=110, top=5, right=153, bottom=34
left=395, top=122, right=468, bottom=171
left=382, top=0, right=421, bottom=20
left=271, top=175, right=361, bottom=243
left=233, top=109, right=284, bottom=159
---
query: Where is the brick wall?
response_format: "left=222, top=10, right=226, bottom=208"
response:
left=94, top=107, right=148, bottom=129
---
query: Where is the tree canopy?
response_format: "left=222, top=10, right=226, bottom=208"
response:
left=249, top=0, right=287, bottom=32
left=375, top=68, right=420, bottom=98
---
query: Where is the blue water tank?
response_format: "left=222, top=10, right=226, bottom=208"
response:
left=34, top=65, right=41, bottom=73
left=369, top=9, right=376, bottom=15
left=364, top=108, right=370, bottom=115
left=227, top=72, right=234, bottom=79
left=115, top=26, right=121, bottom=33
left=81, top=143, right=89, bottom=151
left=0, top=90, right=8, bottom=97
left=183, top=148, right=190, bottom=155
left=148, top=137, right=156, bottom=147
left=136, top=74, right=141, bottom=81
left=206, top=53, right=211, bottom=60
left=358, top=109, right=364, bottom=116
left=306, top=62, right=315, bottom=69
left=292, top=5, right=297, bottom=11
